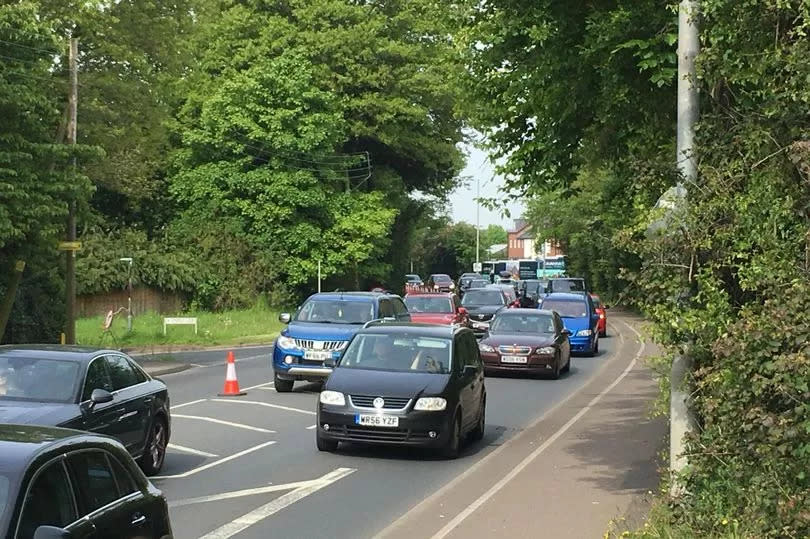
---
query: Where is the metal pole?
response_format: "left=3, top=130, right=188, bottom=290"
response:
left=475, top=175, right=480, bottom=264
left=64, top=37, right=78, bottom=345
left=127, top=261, right=133, bottom=332
left=317, top=260, right=322, bottom=293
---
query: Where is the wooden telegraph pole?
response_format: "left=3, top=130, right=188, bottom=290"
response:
left=64, top=37, right=78, bottom=344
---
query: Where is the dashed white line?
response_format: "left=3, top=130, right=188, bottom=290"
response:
left=210, top=398, right=316, bottom=416
left=167, top=443, right=219, bottom=458
left=153, top=440, right=277, bottom=480
left=197, top=468, right=356, bottom=539
left=172, top=414, right=275, bottom=434
left=171, top=398, right=207, bottom=410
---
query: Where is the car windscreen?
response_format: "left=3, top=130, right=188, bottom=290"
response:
left=469, top=280, right=488, bottom=288
left=405, top=297, right=453, bottom=313
left=405, top=275, right=421, bottom=282
left=339, top=334, right=452, bottom=374
left=431, top=275, right=452, bottom=284
left=542, top=300, right=588, bottom=318
left=294, top=299, right=374, bottom=324
left=0, top=358, right=80, bottom=403
left=551, top=279, right=585, bottom=292
left=461, top=290, right=505, bottom=306
left=490, top=313, right=555, bottom=334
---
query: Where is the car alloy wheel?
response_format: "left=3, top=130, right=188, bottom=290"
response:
left=141, top=417, right=167, bottom=476
left=470, top=397, right=486, bottom=442
left=442, top=414, right=462, bottom=459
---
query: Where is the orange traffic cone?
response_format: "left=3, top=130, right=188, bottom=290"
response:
left=218, top=351, right=246, bottom=397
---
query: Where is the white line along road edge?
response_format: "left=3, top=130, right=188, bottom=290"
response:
left=429, top=321, right=645, bottom=539
left=197, top=468, right=356, bottom=539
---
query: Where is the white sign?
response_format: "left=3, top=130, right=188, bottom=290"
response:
left=472, top=262, right=482, bottom=272
left=163, top=317, right=198, bottom=335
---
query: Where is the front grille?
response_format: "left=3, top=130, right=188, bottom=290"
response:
left=300, top=359, right=329, bottom=367
left=294, top=339, right=345, bottom=351
left=498, top=345, right=532, bottom=355
left=333, top=425, right=435, bottom=442
left=349, top=395, right=411, bottom=410
left=473, top=313, right=493, bottom=321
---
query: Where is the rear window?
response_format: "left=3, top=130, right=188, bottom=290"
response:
left=461, top=290, right=505, bottom=306
left=431, top=275, right=452, bottom=283
left=294, top=299, right=374, bottom=324
left=491, top=313, right=555, bottom=334
left=542, top=300, right=588, bottom=318
left=405, top=297, right=453, bottom=313
left=0, top=358, right=80, bottom=403
left=339, top=334, right=451, bottom=374
left=550, top=280, right=585, bottom=292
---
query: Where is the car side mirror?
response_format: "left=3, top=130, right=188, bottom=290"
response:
left=463, top=365, right=478, bottom=376
left=561, top=329, right=573, bottom=337
left=85, top=388, right=114, bottom=412
left=458, top=307, right=467, bottom=315
left=279, top=313, right=291, bottom=324
left=34, top=526, right=73, bottom=539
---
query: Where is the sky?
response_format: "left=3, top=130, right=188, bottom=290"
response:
left=449, top=142, right=523, bottom=231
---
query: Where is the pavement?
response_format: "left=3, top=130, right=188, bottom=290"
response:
left=141, top=314, right=663, bottom=539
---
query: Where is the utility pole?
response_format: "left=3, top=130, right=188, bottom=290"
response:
left=671, top=0, right=700, bottom=497
left=64, top=37, right=78, bottom=345
left=475, top=175, right=481, bottom=265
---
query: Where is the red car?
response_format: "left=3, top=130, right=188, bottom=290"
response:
left=404, top=292, right=470, bottom=327
left=590, top=294, right=608, bottom=337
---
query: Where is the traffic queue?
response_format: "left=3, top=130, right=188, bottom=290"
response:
left=272, top=269, right=609, bottom=459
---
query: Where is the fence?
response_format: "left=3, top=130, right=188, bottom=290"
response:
left=77, top=287, right=183, bottom=318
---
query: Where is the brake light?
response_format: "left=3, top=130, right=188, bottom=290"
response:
left=599, top=314, right=605, bottom=319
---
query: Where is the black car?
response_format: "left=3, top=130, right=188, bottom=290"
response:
left=0, top=346, right=171, bottom=475
left=426, top=274, right=455, bottom=293
left=546, top=277, right=588, bottom=294
left=316, top=324, right=486, bottom=459
left=0, top=425, right=173, bottom=539
left=457, top=273, right=481, bottom=295
left=518, top=279, right=548, bottom=308
left=461, top=288, right=511, bottom=338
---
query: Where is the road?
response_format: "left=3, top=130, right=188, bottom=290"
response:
left=150, top=314, right=661, bottom=539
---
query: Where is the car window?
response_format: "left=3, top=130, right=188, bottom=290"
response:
left=17, top=461, right=77, bottom=538
left=392, top=298, right=409, bottom=318
left=466, top=333, right=482, bottom=366
left=108, top=455, right=138, bottom=497
left=68, top=451, right=120, bottom=513
left=379, top=300, right=394, bottom=318
left=295, top=299, right=374, bottom=324
left=0, top=358, right=80, bottom=404
left=339, top=334, right=452, bottom=374
left=404, top=296, right=453, bottom=313
left=105, top=355, right=141, bottom=391
left=83, top=358, right=113, bottom=401
left=490, top=313, right=555, bottom=334
left=542, top=300, right=588, bottom=318
left=461, top=290, right=505, bottom=306
left=127, top=358, right=148, bottom=384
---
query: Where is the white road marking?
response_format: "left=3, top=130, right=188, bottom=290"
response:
left=197, top=468, right=356, bottom=539
left=235, top=353, right=268, bottom=363
left=153, top=440, right=277, bottom=480
left=241, top=381, right=275, bottom=391
left=428, top=320, right=646, bottom=539
left=306, top=425, right=317, bottom=430
left=171, top=398, right=207, bottom=410
left=172, top=414, right=275, bottom=434
left=167, top=443, right=219, bottom=458
left=210, top=398, right=316, bottom=416
left=189, top=363, right=205, bottom=368
left=171, top=479, right=322, bottom=508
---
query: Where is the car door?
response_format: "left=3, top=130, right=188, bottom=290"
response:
left=66, top=450, right=155, bottom=539
left=104, top=355, right=151, bottom=454
left=80, top=357, right=128, bottom=444
left=454, top=335, right=476, bottom=430
left=465, top=332, right=485, bottom=408
left=555, top=313, right=571, bottom=361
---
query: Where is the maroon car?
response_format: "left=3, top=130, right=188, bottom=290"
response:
left=404, top=292, right=470, bottom=327
left=477, top=309, right=572, bottom=379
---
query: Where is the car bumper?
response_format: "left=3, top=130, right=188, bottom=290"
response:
left=569, top=336, right=594, bottom=353
left=273, top=348, right=333, bottom=380
left=480, top=352, right=556, bottom=374
left=470, top=321, right=492, bottom=338
left=317, top=407, right=452, bottom=447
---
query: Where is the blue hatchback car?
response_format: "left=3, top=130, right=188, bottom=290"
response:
left=272, top=292, right=410, bottom=392
left=539, top=292, right=600, bottom=356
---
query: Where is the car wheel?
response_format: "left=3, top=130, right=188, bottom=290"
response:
left=274, top=372, right=294, bottom=393
left=561, top=354, right=571, bottom=373
left=442, top=413, right=462, bottom=459
left=470, top=397, right=486, bottom=442
left=316, top=432, right=338, bottom=452
left=550, top=354, right=561, bottom=380
left=594, top=337, right=600, bottom=354
left=140, top=416, right=168, bottom=476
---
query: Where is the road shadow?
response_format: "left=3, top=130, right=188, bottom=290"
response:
left=562, top=368, right=666, bottom=494
left=484, top=366, right=577, bottom=381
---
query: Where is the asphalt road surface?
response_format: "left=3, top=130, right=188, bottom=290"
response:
left=151, top=315, right=656, bottom=539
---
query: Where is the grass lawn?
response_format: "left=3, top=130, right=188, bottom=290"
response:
left=76, top=306, right=284, bottom=348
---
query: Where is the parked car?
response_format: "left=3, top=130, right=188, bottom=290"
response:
left=519, top=279, right=548, bottom=308
left=404, top=292, right=470, bottom=327
left=316, top=323, right=486, bottom=458
left=546, top=277, right=588, bottom=294
left=426, top=274, right=455, bottom=293
left=590, top=294, right=608, bottom=337
left=0, top=424, right=173, bottom=539
left=274, top=292, right=411, bottom=392
left=539, top=292, right=600, bottom=356
left=478, top=309, right=571, bottom=379
left=461, top=288, right=511, bottom=338
left=0, top=346, right=171, bottom=475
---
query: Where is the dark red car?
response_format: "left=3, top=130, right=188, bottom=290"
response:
left=403, top=292, right=470, bottom=327
left=590, top=294, right=608, bottom=337
left=477, top=309, right=572, bottom=379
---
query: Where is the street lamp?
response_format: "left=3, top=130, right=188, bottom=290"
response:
left=119, top=257, right=133, bottom=332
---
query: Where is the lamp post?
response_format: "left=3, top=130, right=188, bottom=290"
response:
left=119, top=257, right=133, bottom=332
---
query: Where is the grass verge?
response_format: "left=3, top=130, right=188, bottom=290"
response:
left=76, top=306, right=283, bottom=348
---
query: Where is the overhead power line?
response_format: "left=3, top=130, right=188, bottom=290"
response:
left=0, top=37, right=62, bottom=55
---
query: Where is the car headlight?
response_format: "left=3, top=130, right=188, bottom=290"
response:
left=577, top=329, right=593, bottom=336
left=414, top=397, right=447, bottom=411
left=449, top=283, right=455, bottom=289
left=478, top=343, right=495, bottom=353
left=319, top=391, right=345, bottom=406
left=277, top=335, right=299, bottom=350
left=537, top=346, right=555, bottom=355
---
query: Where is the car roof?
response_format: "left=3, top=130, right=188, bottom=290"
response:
left=0, top=425, right=114, bottom=472
left=497, top=308, right=556, bottom=316
left=356, top=322, right=466, bottom=338
left=542, top=292, right=589, bottom=301
left=307, top=292, right=397, bottom=301
left=0, top=345, right=117, bottom=363
left=405, top=292, right=454, bottom=298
